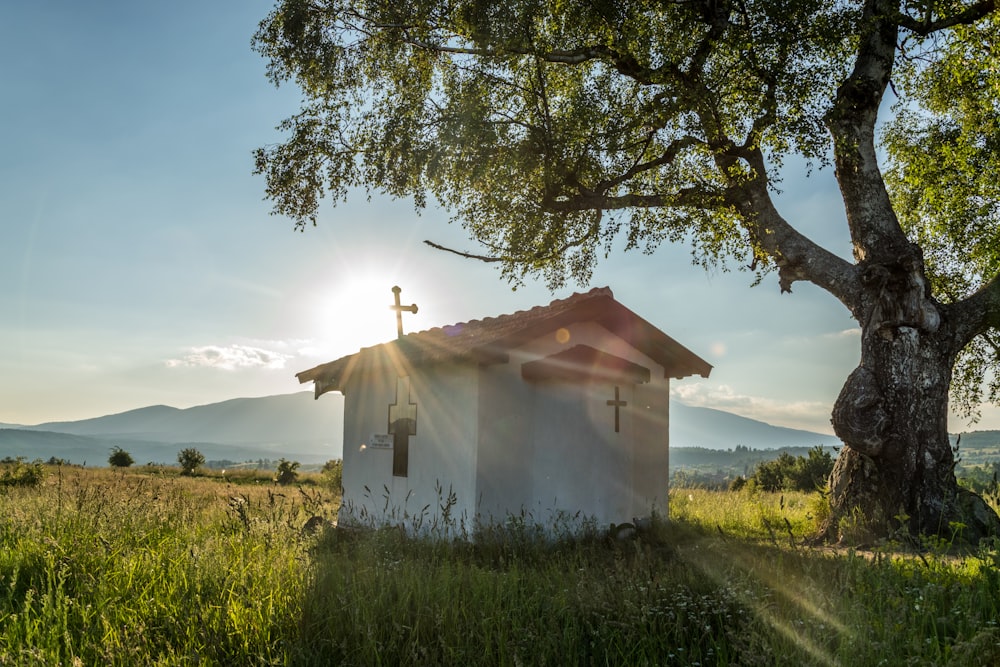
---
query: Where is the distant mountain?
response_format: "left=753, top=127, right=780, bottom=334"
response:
left=0, top=393, right=836, bottom=466
left=670, top=402, right=840, bottom=450
left=7, top=392, right=995, bottom=469
left=3, top=392, right=344, bottom=466
left=0, top=429, right=107, bottom=464
left=27, top=392, right=344, bottom=448
left=0, top=429, right=340, bottom=468
left=951, top=430, right=1000, bottom=450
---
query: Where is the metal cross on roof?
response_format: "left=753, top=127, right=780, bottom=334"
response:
left=389, top=286, right=418, bottom=338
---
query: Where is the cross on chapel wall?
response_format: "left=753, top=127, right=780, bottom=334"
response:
left=388, top=376, right=417, bottom=477
left=606, top=385, right=628, bottom=433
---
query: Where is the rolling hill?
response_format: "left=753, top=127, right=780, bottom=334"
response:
left=2, top=392, right=344, bottom=466
left=669, top=402, right=839, bottom=450
left=26, top=392, right=345, bottom=447
left=0, top=392, right=842, bottom=467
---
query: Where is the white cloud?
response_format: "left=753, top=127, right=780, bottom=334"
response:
left=827, top=328, right=861, bottom=339
left=293, top=340, right=340, bottom=359
left=672, top=383, right=835, bottom=434
left=166, top=344, right=291, bottom=371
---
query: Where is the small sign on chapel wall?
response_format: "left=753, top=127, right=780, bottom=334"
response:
left=368, top=434, right=393, bottom=449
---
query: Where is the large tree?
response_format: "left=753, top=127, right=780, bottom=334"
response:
left=253, top=0, right=1000, bottom=542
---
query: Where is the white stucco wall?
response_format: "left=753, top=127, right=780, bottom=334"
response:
left=631, top=381, right=671, bottom=518
left=475, top=321, right=673, bottom=531
left=339, top=362, right=479, bottom=535
left=475, top=360, right=534, bottom=523
left=527, top=379, right=633, bottom=528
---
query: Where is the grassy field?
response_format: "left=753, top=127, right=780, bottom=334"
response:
left=1, top=465, right=999, bottom=666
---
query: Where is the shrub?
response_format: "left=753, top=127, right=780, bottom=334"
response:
left=275, top=458, right=300, bottom=485
left=108, top=446, right=135, bottom=468
left=321, top=459, right=343, bottom=491
left=747, top=446, right=834, bottom=492
left=751, top=454, right=792, bottom=492
left=787, top=446, right=835, bottom=491
left=808, top=491, right=832, bottom=533
left=0, top=457, right=45, bottom=488
left=177, top=448, right=206, bottom=476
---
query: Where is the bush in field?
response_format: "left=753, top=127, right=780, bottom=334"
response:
left=321, top=459, right=343, bottom=491
left=108, top=446, right=135, bottom=468
left=0, top=457, right=45, bottom=487
left=752, top=453, right=794, bottom=492
left=275, top=458, right=300, bottom=485
left=177, top=447, right=206, bottom=476
left=747, top=446, right=834, bottom=492
left=787, top=446, right=835, bottom=491
left=958, top=461, right=1000, bottom=495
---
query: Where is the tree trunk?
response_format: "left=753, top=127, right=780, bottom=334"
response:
left=824, top=262, right=1000, bottom=544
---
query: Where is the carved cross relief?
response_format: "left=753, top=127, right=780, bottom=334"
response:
left=388, top=376, right=417, bottom=476
left=606, top=385, right=628, bottom=433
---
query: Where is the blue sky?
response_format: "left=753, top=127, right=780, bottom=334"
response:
left=2, top=1, right=996, bottom=433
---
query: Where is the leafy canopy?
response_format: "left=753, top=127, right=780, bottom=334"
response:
left=253, top=0, right=1000, bottom=415
left=883, top=13, right=1000, bottom=417
left=253, top=0, right=857, bottom=286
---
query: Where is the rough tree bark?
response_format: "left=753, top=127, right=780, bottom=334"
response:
left=825, top=252, right=1000, bottom=543
left=795, top=0, right=1000, bottom=543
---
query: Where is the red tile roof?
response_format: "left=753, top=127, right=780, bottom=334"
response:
left=296, top=287, right=711, bottom=397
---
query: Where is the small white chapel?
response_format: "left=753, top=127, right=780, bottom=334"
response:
left=296, top=287, right=711, bottom=535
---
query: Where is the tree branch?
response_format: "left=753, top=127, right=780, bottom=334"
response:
left=342, top=2, right=673, bottom=87
left=399, top=36, right=666, bottom=85
left=825, top=0, right=909, bottom=263
left=733, top=149, right=861, bottom=308
left=543, top=186, right=722, bottom=212
left=895, top=0, right=996, bottom=36
left=948, top=271, right=1000, bottom=351
left=584, top=137, right=703, bottom=195
left=984, top=331, right=1000, bottom=356
left=424, top=210, right=603, bottom=265
left=422, top=240, right=502, bottom=262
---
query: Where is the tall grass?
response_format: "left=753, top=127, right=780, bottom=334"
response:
left=669, top=486, right=821, bottom=541
left=1, top=467, right=998, bottom=665
left=0, top=467, right=333, bottom=665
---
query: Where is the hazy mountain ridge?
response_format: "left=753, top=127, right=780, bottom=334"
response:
left=24, top=393, right=345, bottom=448
left=669, top=402, right=840, bottom=450
left=1, top=392, right=839, bottom=466
left=6, top=392, right=996, bottom=468
left=951, top=430, right=1000, bottom=450
left=7, top=392, right=1000, bottom=465
left=28, top=405, right=183, bottom=440
left=0, top=428, right=338, bottom=467
left=2, top=392, right=343, bottom=466
left=0, top=429, right=106, bottom=463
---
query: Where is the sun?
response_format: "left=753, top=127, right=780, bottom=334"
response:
left=306, top=270, right=424, bottom=358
